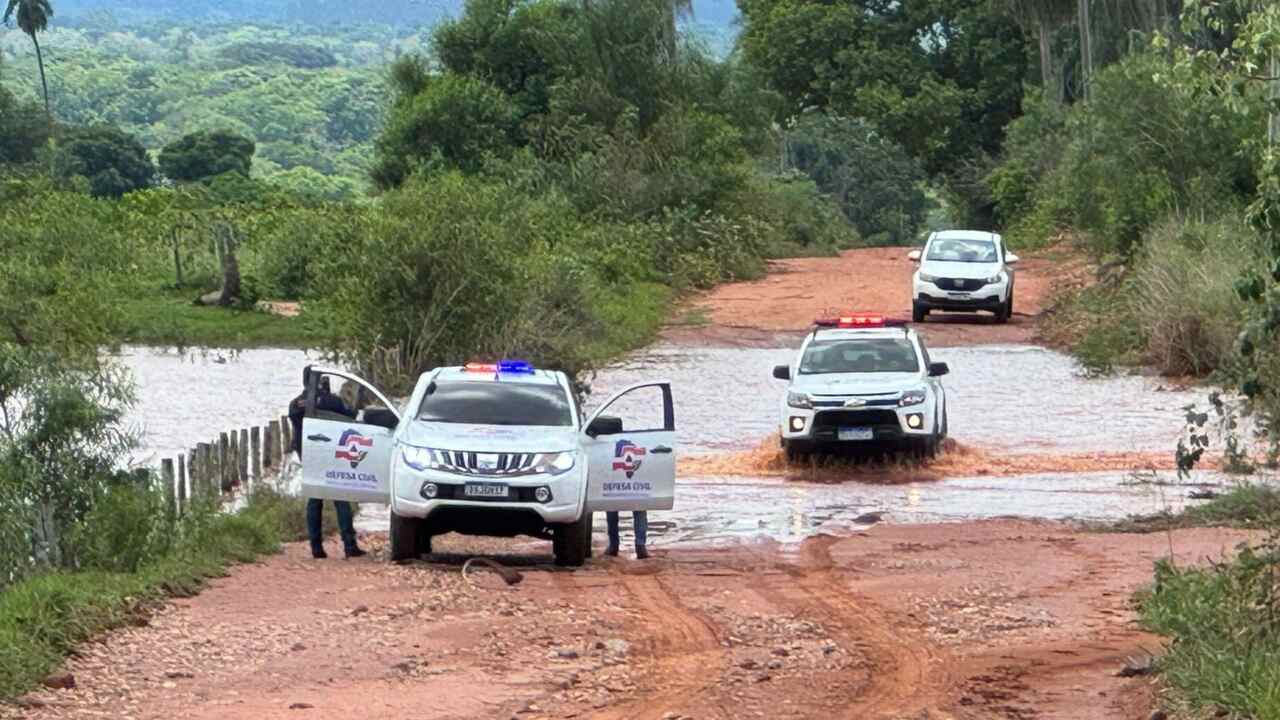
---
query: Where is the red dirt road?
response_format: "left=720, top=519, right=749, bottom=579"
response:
left=6, top=524, right=1247, bottom=720
left=663, top=245, right=1084, bottom=348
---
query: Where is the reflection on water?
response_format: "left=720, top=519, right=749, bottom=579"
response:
left=586, top=343, right=1207, bottom=456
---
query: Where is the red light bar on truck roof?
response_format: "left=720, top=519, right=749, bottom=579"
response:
left=814, top=313, right=909, bottom=329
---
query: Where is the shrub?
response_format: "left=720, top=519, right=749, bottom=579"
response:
left=1127, top=217, right=1262, bottom=376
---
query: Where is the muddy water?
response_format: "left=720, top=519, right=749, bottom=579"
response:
left=587, top=342, right=1206, bottom=455
left=118, top=343, right=1216, bottom=540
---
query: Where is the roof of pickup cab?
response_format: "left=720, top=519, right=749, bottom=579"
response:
left=809, top=327, right=919, bottom=343
left=431, top=366, right=566, bottom=387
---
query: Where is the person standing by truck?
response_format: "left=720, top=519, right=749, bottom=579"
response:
left=605, top=510, right=649, bottom=559
left=288, top=369, right=367, bottom=560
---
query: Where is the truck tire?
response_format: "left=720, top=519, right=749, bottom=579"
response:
left=553, top=513, right=590, bottom=567
left=389, top=511, right=422, bottom=562
left=912, top=301, right=927, bottom=323
left=415, top=524, right=433, bottom=557
left=783, top=439, right=813, bottom=463
left=582, top=512, right=594, bottom=559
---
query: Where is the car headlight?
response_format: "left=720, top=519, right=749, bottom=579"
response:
left=918, top=272, right=938, bottom=283
left=787, top=392, right=813, bottom=409
left=533, top=451, right=577, bottom=476
left=401, top=446, right=438, bottom=472
left=898, top=389, right=928, bottom=407
left=985, top=271, right=1007, bottom=284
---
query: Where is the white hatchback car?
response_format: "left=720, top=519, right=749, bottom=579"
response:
left=297, top=361, right=677, bottom=567
left=909, top=230, right=1019, bottom=323
left=772, top=314, right=949, bottom=459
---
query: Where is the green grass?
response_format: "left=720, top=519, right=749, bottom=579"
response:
left=1102, top=484, right=1280, bottom=534
left=0, top=488, right=317, bottom=700
left=116, top=288, right=325, bottom=348
left=1140, top=543, right=1280, bottom=719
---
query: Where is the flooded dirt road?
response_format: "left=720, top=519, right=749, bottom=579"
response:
left=24, top=246, right=1240, bottom=720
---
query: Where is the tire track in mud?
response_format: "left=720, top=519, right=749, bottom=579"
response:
left=589, top=571, right=733, bottom=720
left=765, top=536, right=958, bottom=720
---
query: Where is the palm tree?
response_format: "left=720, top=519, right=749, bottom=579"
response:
left=4, top=0, right=54, bottom=124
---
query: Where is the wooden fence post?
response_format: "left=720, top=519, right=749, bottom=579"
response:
left=264, top=420, right=278, bottom=471
left=219, top=432, right=231, bottom=493
left=229, top=431, right=241, bottom=489
left=177, top=454, right=187, bottom=516
left=239, top=428, right=250, bottom=488
left=161, top=459, right=176, bottom=518
left=250, top=426, right=262, bottom=487
left=281, top=415, right=292, bottom=461
left=200, top=443, right=214, bottom=497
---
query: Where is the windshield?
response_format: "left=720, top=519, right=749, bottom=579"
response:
left=799, top=338, right=920, bottom=375
left=417, top=381, right=573, bottom=426
left=926, top=238, right=999, bottom=263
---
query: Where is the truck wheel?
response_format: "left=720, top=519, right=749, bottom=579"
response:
left=912, top=302, right=927, bottom=323
left=415, top=524, right=433, bottom=557
left=390, top=511, right=421, bottom=562
left=784, top=439, right=813, bottom=463
left=553, top=513, right=590, bottom=567
left=582, top=512, right=594, bottom=559
left=994, top=299, right=1011, bottom=324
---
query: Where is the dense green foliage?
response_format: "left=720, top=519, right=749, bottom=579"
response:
left=738, top=0, right=1027, bottom=225
left=158, top=129, right=254, bottom=182
left=0, top=487, right=322, bottom=699
left=53, top=124, right=154, bottom=196
left=1141, top=539, right=1280, bottom=719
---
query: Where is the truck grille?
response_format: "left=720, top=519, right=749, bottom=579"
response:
left=813, top=410, right=900, bottom=429
left=934, top=277, right=987, bottom=291
left=437, top=451, right=538, bottom=476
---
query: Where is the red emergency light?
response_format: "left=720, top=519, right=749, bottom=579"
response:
left=814, top=312, right=909, bottom=329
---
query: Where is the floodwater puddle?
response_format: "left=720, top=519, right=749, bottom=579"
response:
left=118, top=342, right=1222, bottom=544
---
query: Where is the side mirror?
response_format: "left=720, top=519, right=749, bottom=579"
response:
left=772, top=365, right=791, bottom=381
left=1006, top=253, right=1020, bottom=265
left=928, top=362, right=950, bottom=377
left=907, top=250, right=922, bottom=262
left=586, top=415, right=624, bottom=438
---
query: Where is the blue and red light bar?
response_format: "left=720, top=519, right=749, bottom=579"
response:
left=814, top=312, right=909, bottom=329
left=464, top=360, right=536, bottom=374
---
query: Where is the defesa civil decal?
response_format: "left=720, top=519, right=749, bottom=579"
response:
left=335, top=429, right=373, bottom=469
left=611, top=439, right=646, bottom=479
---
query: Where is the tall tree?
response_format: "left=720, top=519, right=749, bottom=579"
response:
left=1005, top=0, right=1074, bottom=104
left=1077, top=0, right=1093, bottom=101
left=3, top=0, right=54, bottom=124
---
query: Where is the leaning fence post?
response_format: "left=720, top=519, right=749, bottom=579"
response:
left=161, top=459, right=176, bottom=518
left=250, top=426, right=262, bottom=487
left=219, top=432, right=231, bottom=494
left=239, top=428, right=250, bottom=488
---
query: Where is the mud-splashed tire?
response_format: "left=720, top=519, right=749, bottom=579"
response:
left=553, top=513, right=590, bottom=567
left=994, top=300, right=1011, bottom=324
left=390, top=512, right=422, bottom=562
left=784, top=439, right=813, bottom=464
left=912, top=302, right=927, bottom=323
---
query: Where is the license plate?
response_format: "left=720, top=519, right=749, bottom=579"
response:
left=947, top=292, right=972, bottom=299
left=464, top=482, right=509, bottom=499
left=838, top=427, right=874, bottom=441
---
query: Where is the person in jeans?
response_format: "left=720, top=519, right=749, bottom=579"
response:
left=605, top=511, right=649, bottom=559
left=288, top=369, right=366, bottom=560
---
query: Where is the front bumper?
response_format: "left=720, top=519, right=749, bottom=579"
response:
left=391, top=463, right=585, bottom=525
left=781, top=406, right=935, bottom=443
left=913, top=277, right=1006, bottom=311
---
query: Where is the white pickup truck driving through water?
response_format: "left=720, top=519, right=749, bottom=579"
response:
left=297, top=361, right=677, bottom=566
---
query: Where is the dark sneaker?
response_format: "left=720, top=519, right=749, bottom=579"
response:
left=604, top=545, right=620, bottom=557
left=344, top=546, right=368, bottom=559
left=311, top=546, right=328, bottom=560
left=635, top=546, right=650, bottom=560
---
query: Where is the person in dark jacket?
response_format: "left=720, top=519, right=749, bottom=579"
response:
left=288, top=369, right=366, bottom=560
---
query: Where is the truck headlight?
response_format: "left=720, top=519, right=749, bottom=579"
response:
left=787, top=392, right=813, bottom=410
left=534, top=451, right=576, bottom=475
left=899, top=389, right=928, bottom=407
left=402, top=446, right=438, bottom=472
left=918, top=272, right=938, bottom=283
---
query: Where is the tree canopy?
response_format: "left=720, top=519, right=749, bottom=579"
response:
left=158, top=129, right=255, bottom=183
left=54, top=124, right=154, bottom=197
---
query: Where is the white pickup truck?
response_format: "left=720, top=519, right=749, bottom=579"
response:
left=298, top=360, right=677, bottom=566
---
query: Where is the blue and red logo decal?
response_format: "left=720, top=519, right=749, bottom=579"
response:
left=335, top=429, right=373, bottom=469
left=612, top=439, right=646, bottom=479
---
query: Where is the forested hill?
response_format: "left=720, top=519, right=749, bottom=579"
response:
left=52, top=0, right=741, bottom=31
